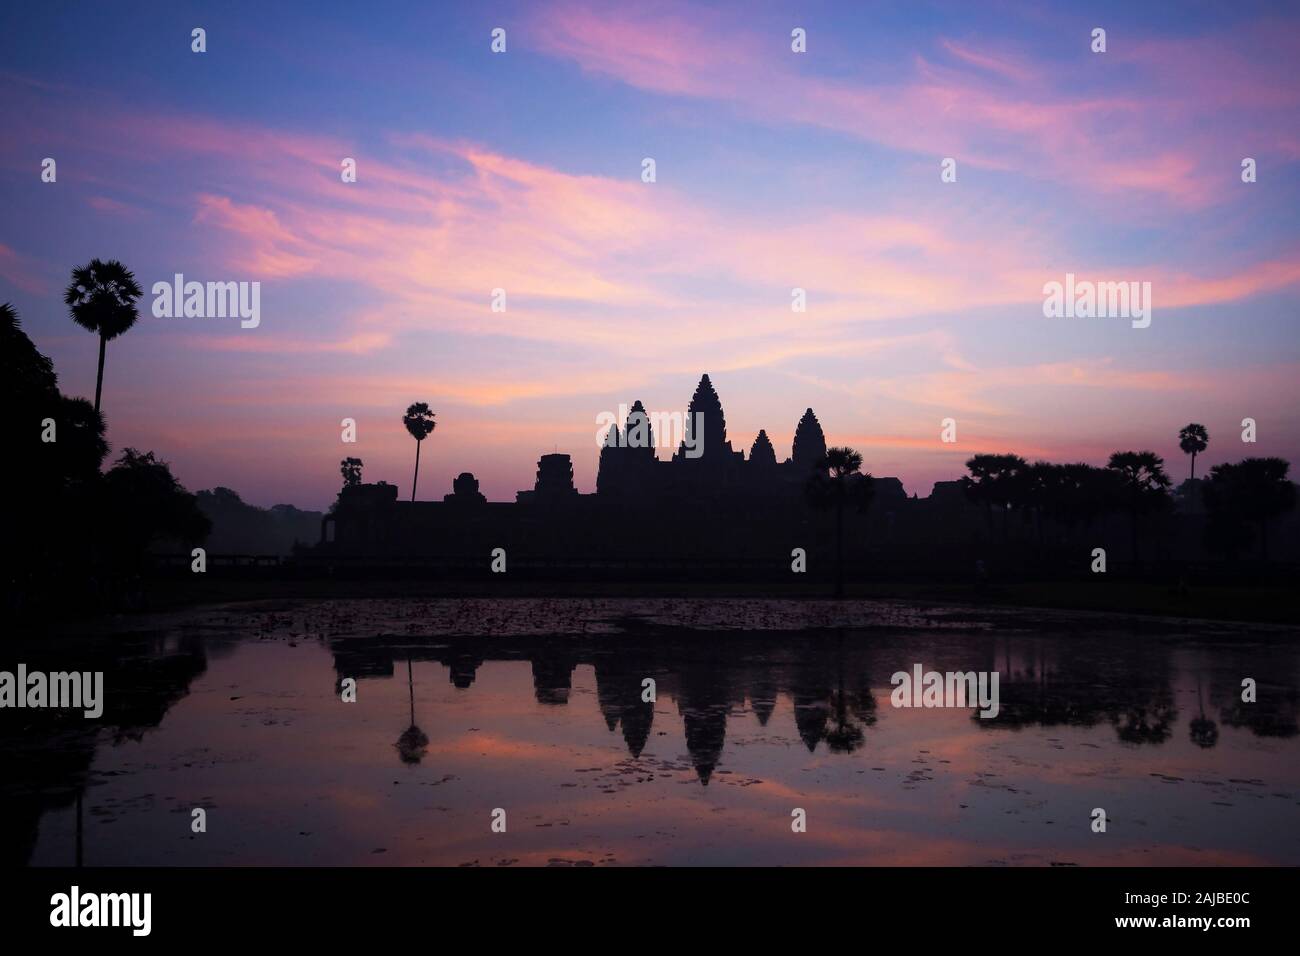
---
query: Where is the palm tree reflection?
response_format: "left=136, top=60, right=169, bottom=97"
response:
left=1190, top=676, right=1218, bottom=749
left=395, top=658, right=429, bottom=764
left=824, top=631, right=875, bottom=754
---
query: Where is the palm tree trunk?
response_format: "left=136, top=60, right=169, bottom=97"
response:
left=411, top=439, right=421, bottom=502
left=835, top=499, right=845, bottom=599
left=93, top=333, right=107, bottom=414
left=1190, top=452, right=1196, bottom=481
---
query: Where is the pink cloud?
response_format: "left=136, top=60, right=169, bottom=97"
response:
left=0, top=242, right=51, bottom=295
left=87, top=195, right=143, bottom=217
left=528, top=3, right=1300, bottom=208
left=5, top=48, right=1298, bottom=504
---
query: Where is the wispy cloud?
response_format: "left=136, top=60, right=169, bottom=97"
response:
left=529, top=2, right=1300, bottom=208
left=0, top=243, right=51, bottom=295
left=3, top=0, right=1298, bottom=506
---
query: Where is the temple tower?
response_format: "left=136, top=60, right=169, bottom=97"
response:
left=624, top=400, right=656, bottom=459
left=679, top=373, right=731, bottom=461
left=749, top=429, right=777, bottom=468
left=791, top=408, right=827, bottom=470
left=534, top=453, right=578, bottom=499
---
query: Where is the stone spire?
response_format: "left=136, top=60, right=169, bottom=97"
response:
left=685, top=373, right=727, bottom=454
left=597, top=425, right=621, bottom=495
left=749, top=429, right=777, bottom=467
left=792, top=408, right=826, bottom=470
left=624, top=399, right=655, bottom=455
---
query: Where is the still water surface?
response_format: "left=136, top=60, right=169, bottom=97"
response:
left=9, top=599, right=1299, bottom=866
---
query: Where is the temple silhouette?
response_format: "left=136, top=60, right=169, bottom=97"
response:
left=313, top=371, right=1300, bottom=574
left=319, top=373, right=908, bottom=564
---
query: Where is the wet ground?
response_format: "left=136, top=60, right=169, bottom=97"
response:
left=6, top=598, right=1299, bottom=866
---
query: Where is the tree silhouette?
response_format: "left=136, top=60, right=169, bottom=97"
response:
left=805, top=446, right=874, bottom=598
left=1204, top=458, right=1296, bottom=561
left=1106, top=451, right=1172, bottom=565
left=1025, top=462, right=1124, bottom=556
left=4, top=301, right=111, bottom=612
left=961, top=453, right=1028, bottom=542
left=3, top=301, right=108, bottom=485
left=1020, top=461, right=1063, bottom=556
left=102, top=448, right=211, bottom=563
left=401, top=402, right=436, bottom=501
left=340, top=457, right=363, bottom=489
left=51, top=396, right=109, bottom=486
left=1178, top=423, right=1209, bottom=481
left=64, top=259, right=143, bottom=415
left=2, top=301, right=57, bottom=398
left=1063, top=463, right=1120, bottom=529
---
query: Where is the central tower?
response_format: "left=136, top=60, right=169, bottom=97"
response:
left=681, top=373, right=729, bottom=459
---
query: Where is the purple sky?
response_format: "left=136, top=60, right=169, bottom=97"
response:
left=2, top=1, right=1298, bottom=508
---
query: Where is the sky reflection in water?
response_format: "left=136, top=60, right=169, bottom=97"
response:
left=12, top=599, right=1300, bottom=867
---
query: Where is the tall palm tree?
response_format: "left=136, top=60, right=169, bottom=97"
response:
left=1106, top=450, right=1172, bottom=565
left=805, top=446, right=874, bottom=598
left=64, top=259, right=143, bottom=415
left=1178, top=423, right=1209, bottom=481
left=401, top=402, right=436, bottom=501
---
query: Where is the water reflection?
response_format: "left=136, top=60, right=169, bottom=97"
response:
left=0, top=630, right=210, bottom=865
left=395, top=659, right=428, bottom=765
left=5, top=601, right=1300, bottom=866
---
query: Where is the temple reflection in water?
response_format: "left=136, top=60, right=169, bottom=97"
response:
left=328, top=627, right=1299, bottom=782
left=6, top=609, right=1298, bottom=866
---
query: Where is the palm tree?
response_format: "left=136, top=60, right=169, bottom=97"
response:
left=1178, top=423, right=1209, bottom=481
left=64, top=259, right=144, bottom=415
left=1106, top=451, right=1172, bottom=565
left=805, top=446, right=874, bottom=598
left=401, top=402, right=436, bottom=501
